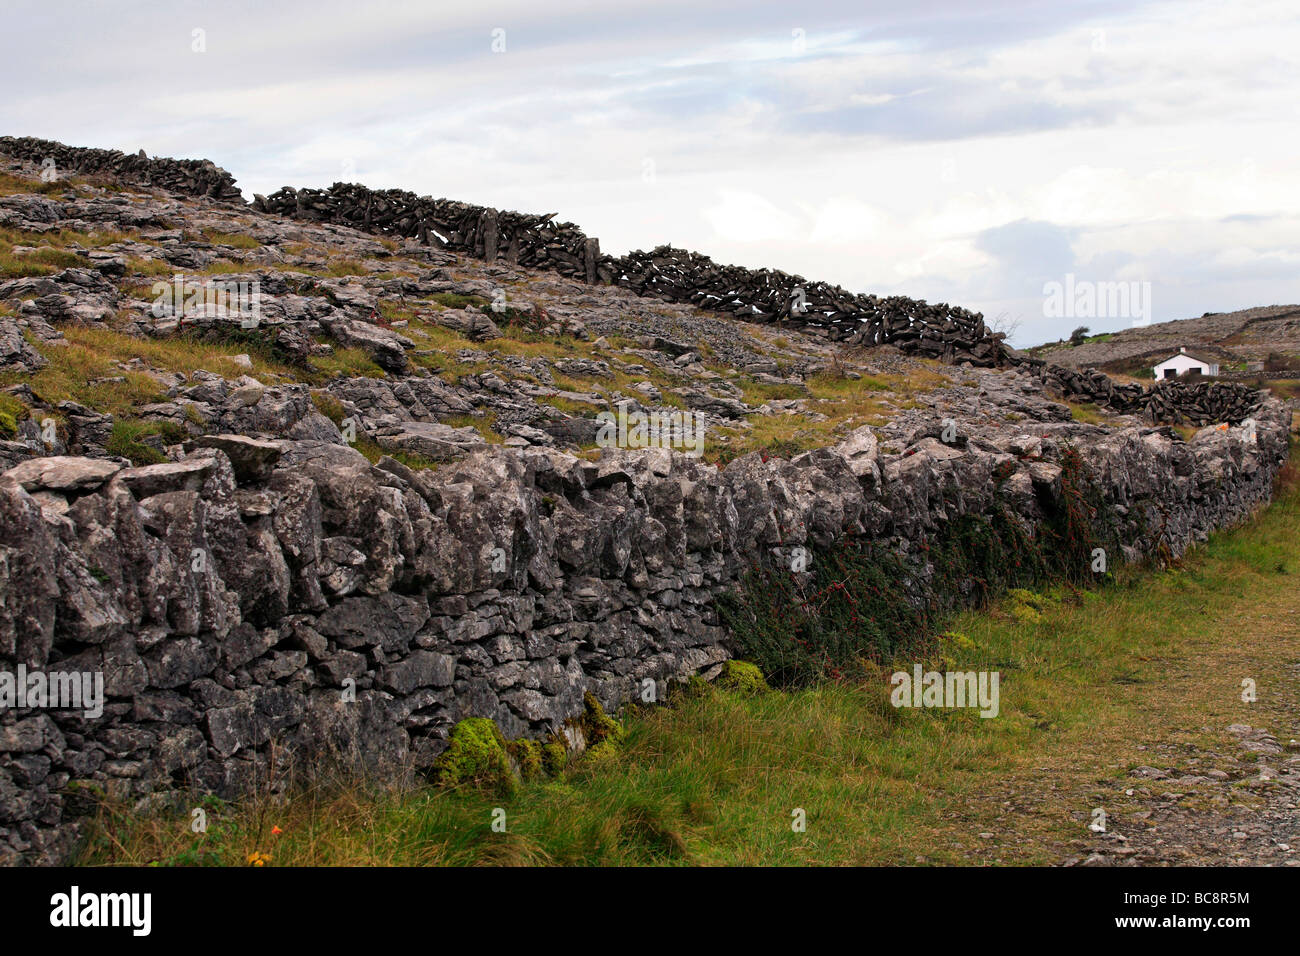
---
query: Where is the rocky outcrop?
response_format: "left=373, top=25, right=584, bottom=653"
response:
left=0, top=394, right=1290, bottom=864
left=0, top=316, right=47, bottom=374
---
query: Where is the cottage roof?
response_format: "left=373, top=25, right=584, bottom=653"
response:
left=1155, top=349, right=1219, bottom=368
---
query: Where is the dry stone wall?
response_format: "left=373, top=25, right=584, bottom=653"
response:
left=0, top=138, right=1292, bottom=865
left=252, top=183, right=1007, bottom=363
left=0, top=136, right=243, bottom=202
left=0, top=401, right=1290, bottom=864
left=255, top=183, right=599, bottom=282
left=1033, top=364, right=1268, bottom=426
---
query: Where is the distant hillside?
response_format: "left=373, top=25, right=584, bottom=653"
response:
left=1028, top=305, right=1300, bottom=380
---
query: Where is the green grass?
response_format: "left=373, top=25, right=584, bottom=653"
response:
left=710, top=365, right=951, bottom=463
left=0, top=223, right=132, bottom=251
left=106, top=418, right=188, bottom=465
left=200, top=261, right=254, bottom=276
left=305, top=259, right=370, bottom=278
left=125, top=256, right=174, bottom=277
left=74, top=449, right=1300, bottom=866
left=0, top=170, right=74, bottom=197
left=0, top=218, right=137, bottom=277
left=535, top=393, right=603, bottom=415
left=428, top=292, right=489, bottom=310
left=307, top=346, right=387, bottom=380
left=738, top=379, right=806, bottom=403
left=351, top=437, right=442, bottom=471
left=202, top=230, right=260, bottom=250
left=309, top=390, right=348, bottom=427
left=2, top=327, right=294, bottom=419
left=1067, top=401, right=1108, bottom=425
left=440, top=412, right=505, bottom=444
left=0, top=246, right=89, bottom=278
left=399, top=316, right=474, bottom=353
left=0, top=392, right=25, bottom=438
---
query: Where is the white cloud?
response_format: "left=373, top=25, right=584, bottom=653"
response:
left=703, top=189, right=805, bottom=242
left=808, top=197, right=889, bottom=242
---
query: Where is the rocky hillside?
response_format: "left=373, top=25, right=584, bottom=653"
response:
left=0, top=150, right=994, bottom=471
left=1030, top=305, right=1300, bottom=379
left=0, top=140, right=1293, bottom=865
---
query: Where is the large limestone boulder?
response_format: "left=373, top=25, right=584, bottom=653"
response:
left=1, top=456, right=122, bottom=493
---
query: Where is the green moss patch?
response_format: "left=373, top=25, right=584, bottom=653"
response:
left=715, top=660, right=770, bottom=696
left=433, top=719, right=574, bottom=794
left=431, top=717, right=516, bottom=795
left=506, top=739, right=544, bottom=781
left=577, top=691, right=625, bottom=759
left=0, top=393, right=25, bottom=439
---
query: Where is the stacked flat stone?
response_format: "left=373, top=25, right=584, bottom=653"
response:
left=0, top=136, right=242, bottom=202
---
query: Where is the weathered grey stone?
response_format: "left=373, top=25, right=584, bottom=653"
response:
left=379, top=650, right=455, bottom=694
left=115, top=458, right=215, bottom=498
left=2, top=457, right=121, bottom=493
left=0, top=316, right=49, bottom=372
left=183, top=435, right=282, bottom=483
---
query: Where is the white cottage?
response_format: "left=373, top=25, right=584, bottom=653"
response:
left=1153, top=347, right=1219, bottom=380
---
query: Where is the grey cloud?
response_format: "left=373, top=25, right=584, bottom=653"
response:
left=976, top=219, right=1077, bottom=284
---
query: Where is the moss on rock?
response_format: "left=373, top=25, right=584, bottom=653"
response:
left=716, top=659, right=770, bottom=696
left=580, top=692, right=623, bottom=746
left=576, top=691, right=625, bottom=759
left=432, top=717, right=516, bottom=794
left=434, top=718, right=577, bottom=793
left=1006, top=588, right=1056, bottom=625
left=542, top=740, right=568, bottom=776
left=667, top=673, right=712, bottom=703
left=506, top=739, right=544, bottom=781
left=0, top=394, right=25, bottom=439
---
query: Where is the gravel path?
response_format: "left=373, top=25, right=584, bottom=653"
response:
left=1066, top=668, right=1300, bottom=866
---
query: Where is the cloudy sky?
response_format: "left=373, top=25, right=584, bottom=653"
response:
left=5, top=0, right=1298, bottom=344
